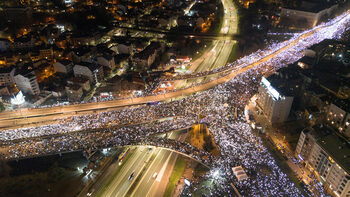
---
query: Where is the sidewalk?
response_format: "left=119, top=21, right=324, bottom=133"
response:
left=245, top=96, right=321, bottom=195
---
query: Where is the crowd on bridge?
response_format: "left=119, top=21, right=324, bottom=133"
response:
left=0, top=64, right=303, bottom=196
left=0, top=102, right=184, bottom=142
left=1, top=10, right=350, bottom=197
left=2, top=116, right=215, bottom=166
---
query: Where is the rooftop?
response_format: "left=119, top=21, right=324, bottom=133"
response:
left=77, top=61, right=101, bottom=71
left=284, top=0, right=337, bottom=13
left=264, top=64, right=304, bottom=97
left=68, top=77, right=89, bottom=84
left=133, top=42, right=161, bottom=60
left=330, top=97, right=350, bottom=112
left=57, top=59, right=72, bottom=66
left=0, top=66, right=15, bottom=73
left=318, top=132, right=350, bottom=174
left=66, top=84, right=82, bottom=91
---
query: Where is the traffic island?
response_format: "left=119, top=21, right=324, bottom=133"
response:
left=164, top=156, right=187, bottom=197
left=190, top=124, right=220, bottom=157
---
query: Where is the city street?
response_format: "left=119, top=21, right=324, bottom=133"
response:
left=246, top=97, right=321, bottom=196
left=0, top=0, right=238, bottom=129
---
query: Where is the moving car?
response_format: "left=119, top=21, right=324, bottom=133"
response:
left=128, top=172, right=135, bottom=181
left=152, top=172, right=158, bottom=179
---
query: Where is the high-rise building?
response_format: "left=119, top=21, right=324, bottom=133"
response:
left=296, top=125, right=350, bottom=197
left=257, top=76, right=294, bottom=123
left=14, top=70, right=40, bottom=95
left=327, top=102, right=350, bottom=139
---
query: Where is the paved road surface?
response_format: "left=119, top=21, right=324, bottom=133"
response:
left=103, top=146, right=154, bottom=197
left=95, top=131, right=186, bottom=197
left=0, top=7, right=347, bottom=130
left=130, top=133, right=187, bottom=197
left=0, top=0, right=238, bottom=129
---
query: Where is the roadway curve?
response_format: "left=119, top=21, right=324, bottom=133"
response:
left=0, top=10, right=350, bottom=128
left=0, top=0, right=238, bottom=129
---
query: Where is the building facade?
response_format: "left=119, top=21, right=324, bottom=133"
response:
left=53, top=60, right=73, bottom=74
left=14, top=71, right=40, bottom=95
left=97, top=55, right=116, bottom=69
left=296, top=126, right=350, bottom=197
left=65, top=84, right=83, bottom=101
left=257, top=77, right=294, bottom=123
left=280, top=2, right=337, bottom=28
left=0, top=66, right=16, bottom=86
left=73, top=62, right=104, bottom=83
left=327, top=103, right=350, bottom=139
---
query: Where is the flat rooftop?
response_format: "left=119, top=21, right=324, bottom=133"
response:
left=284, top=0, right=337, bottom=13
left=317, top=133, right=350, bottom=174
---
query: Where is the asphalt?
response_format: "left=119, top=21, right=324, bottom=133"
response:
left=94, top=131, right=185, bottom=197
left=0, top=0, right=238, bottom=129
left=102, top=146, right=154, bottom=197
left=130, top=133, right=186, bottom=197
left=131, top=149, right=178, bottom=197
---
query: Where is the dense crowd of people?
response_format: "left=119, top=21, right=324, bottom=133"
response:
left=1, top=10, right=350, bottom=196
left=160, top=10, right=350, bottom=83
left=0, top=104, right=183, bottom=142
left=1, top=116, right=215, bottom=165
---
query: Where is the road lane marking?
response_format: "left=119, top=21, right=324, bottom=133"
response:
left=156, top=152, right=173, bottom=182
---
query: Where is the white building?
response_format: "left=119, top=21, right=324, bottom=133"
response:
left=132, top=42, right=163, bottom=68
left=97, top=55, right=116, bottom=69
left=257, top=77, right=294, bottom=123
left=327, top=103, right=350, bottom=139
left=14, top=71, right=40, bottom=95
left=53, top=60, right=73, bottom=74
left=73, top=62, right=104, bottom=83
left=296, top=125, right=350, bottom=197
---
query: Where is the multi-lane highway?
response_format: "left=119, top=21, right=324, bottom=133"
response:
left=91, top=131, right=187, bottom=197
left=0, top=0, right=238, bottom=129
left=173, top=0, right=238, bottom=89
left=131, top=132, right=187, bottom=197
left=131, top=149, right=177, bottom=197
left=1, top=4, right=349, bottom=131
left=102, top=146, right=153, bottom=197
